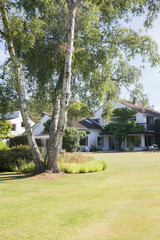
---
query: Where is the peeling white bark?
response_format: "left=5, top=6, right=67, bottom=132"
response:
left=47, top=0, right=81, bottom=173
left=0, top=0, right=45, bottom=173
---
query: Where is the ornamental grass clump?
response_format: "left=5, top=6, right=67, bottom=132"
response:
left=58, top=153, right=94, bottom=164
left=58, top=153, right=108, bottom=174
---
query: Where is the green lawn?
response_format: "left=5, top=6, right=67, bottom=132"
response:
left=1, top=152, right=160, bottom=240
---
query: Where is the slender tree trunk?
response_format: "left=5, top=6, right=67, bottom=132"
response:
left=0, top=0, right=45, bottom=173
left=47, top=0, right=80, bottom=173
left=45, top=93, right=61, bottom=167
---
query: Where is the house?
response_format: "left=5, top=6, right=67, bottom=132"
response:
left=32, top=98, right=160, bottom=151
left=0, top=110, right=35, bottom=137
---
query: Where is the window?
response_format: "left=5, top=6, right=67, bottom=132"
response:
left=110, top=117, right=119, bottom=123
left=127, top=136, right=141, bottom=147
left=97, top=137, right=104, bottom=146
left=21, top=122, right=24, bottom=127
left=11, top=124, right=16, bottom=131
left=80, top=137, right=88, bottom=146
left=129, top=116, right=136, bottom=122
left=147, top=116, right=154, bottom=124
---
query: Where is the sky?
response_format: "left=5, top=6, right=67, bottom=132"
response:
left=0, top=13, right=160, bottom=110
left=120, top=16, right=160, bottom=110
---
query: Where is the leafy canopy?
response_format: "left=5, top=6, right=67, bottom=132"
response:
left=1, top=0, right=160, bottom=114
left=106, top=108, right=145, bottom=146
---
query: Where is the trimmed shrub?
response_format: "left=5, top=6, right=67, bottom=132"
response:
left=0, top=145, right=33, bottom=172
left=9, top=135, right=28, bottom=147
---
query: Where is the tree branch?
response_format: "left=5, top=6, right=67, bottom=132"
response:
left=0, top=29, right=6, bottom=37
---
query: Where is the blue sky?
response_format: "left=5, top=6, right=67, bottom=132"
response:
left=0, top=15, right=160, bottom=109
left=120, top=16, right=160, bottom=110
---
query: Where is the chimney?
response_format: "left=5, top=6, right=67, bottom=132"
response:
left=133, top=97, right=138, bottom=105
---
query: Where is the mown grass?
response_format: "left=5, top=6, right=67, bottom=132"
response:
left=1, top=152, right=160, bottom=240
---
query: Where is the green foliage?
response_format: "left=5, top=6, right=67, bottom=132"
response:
left=27, top=99, right=52, bottom=123
left=0, top=120, right=12, bottom=138
left=112, top=108, right=137, bottom=122
left=59, top=160, right=108, bottom=174
left=3, top=0, right=160, bottom=112
left=0, top=146, right=33, bottom=172
left=58, top=152, right=108, bottom=173
left=39, top=147, right=46, bottom=161
left=9, top=135, right=28, bottom=147
left=0, top=64, right=19, bottom=116
left=62, top=128, right=86, bottom=152
left=107, top=108, right=145, bottom=149
left=22, top=161, right=35, bottom=173
left=0, top=140, right=9, bottom=150
left=68, top=101, right=92, bottom=124
left=130, top=83, right=149, bottom=107
left=43, top=119, right=51, bottom=134
left=43, top=121, right=87, bottom=152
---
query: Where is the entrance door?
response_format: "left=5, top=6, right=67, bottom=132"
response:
left=109, top=136, right=118, bottom=150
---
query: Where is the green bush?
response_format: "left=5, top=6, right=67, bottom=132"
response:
left=39, top=146, right=46, bottom=160
left=9, top=135, right=28, bottom=147
left=62, top=128, right=86, bottom=152
left=0, top=146, right=33, bottom=172
left=0, top=140, right=9, bottom=150
left=23, top=162, right=35, bottom=173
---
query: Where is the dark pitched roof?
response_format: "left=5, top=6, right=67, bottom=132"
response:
left=0, top=110, right=20, bottom=120
left=120, top=99, right=160, bottom=117
left=71, top=119, right=102, bottom=130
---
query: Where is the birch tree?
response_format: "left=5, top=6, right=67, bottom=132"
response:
left=0, top=0, right=45, bottom=173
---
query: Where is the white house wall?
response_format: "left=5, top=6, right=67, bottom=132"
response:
left=87, top=130, right=101, bottom=147
left=92, top=106, right=104, bottom=126
left=9, top=110, right=32, bottom=136
left=33, top=115, right=51, bottom=136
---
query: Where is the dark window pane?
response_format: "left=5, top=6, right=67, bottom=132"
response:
left=97, top=137, right=104, bottom=146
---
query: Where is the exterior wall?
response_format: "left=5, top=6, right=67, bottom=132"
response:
left=92, top=106, right=104, bottom=126
left=87, top=130, right=101, bottom=148
left=136, top=112, right=146, bottom=123
left=33, top=115, right=51, bottom=136
left=124, top=134, right=146, bottom=151
left=100, top=136, right=109, bottom=151
left=80, top=130, right=109, bottom=151
left=91, top=101, right=147, bottom=127
left=9, top=110, right=35, bottom=136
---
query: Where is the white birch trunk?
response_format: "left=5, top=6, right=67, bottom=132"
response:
left=47, top=0, right=81, bottom=173
left=0, top=1, right=45, bottom=173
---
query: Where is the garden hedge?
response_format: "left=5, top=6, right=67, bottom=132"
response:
left=0, top=146, right=33, bottom=171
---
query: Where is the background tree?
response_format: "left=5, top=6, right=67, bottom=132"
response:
left=106, top=108, right=145, bottom=149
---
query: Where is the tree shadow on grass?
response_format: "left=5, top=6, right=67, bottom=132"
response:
left=0, top=172, right=36, bottom=182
